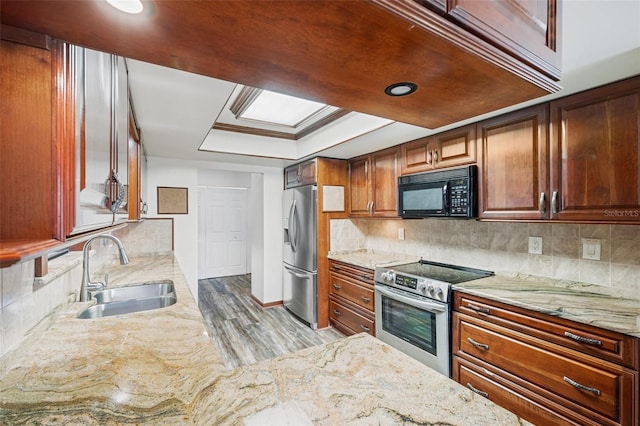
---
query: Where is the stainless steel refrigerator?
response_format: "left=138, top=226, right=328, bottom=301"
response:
left=282, top=185, right=318, bottom=329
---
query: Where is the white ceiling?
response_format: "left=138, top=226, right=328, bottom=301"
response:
left=127, top=0, right=640, bottom=169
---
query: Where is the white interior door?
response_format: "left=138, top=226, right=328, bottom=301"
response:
left=198, top=187, right=248, bottom=279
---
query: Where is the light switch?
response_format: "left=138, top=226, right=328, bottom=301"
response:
left=582, top=238, right=601, bottom=260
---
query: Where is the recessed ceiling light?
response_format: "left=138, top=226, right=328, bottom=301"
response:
left=105, top=0, right=144, bottom=14
left=384, top=82, right=418, bottom=97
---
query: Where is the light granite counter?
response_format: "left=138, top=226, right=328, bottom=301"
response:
left=0, top=254, right=528, bottom=424
left=454, top=273, right=640, bottom=338
left=328, top=249, right=420, bottom=270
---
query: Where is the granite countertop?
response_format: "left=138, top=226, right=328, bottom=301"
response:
left=328, top=249, right=420, bottom=270
left=330, top=251, right=640, bottom=338
left=454, top=274, right=640, bottom=338
left=0, top=254, right=528, bottom=424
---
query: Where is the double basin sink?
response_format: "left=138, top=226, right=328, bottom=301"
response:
left=77, top=281, right=177, bottom=319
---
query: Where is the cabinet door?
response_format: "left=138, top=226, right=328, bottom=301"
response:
left=550, top=77, right=640, bottom=222
left=349, top=155, right=371, bottom=216
left=371, top=148, right=399, bottom=217
left=401, top=136, right=435, bottom=175
left=284, top=159, right=317, bottom=189
left=113, top=56, right=129, bottom=223
left=72, top=47, right=115, bottom=235
left=444, top=0, right=561, bottom=80
left=477, top=105, right=549, bottom=220
left=432, top=124, right=476, bottom=169
left=0, top=37, right=55, bottom=242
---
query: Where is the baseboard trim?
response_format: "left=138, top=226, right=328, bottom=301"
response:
left=251, top=294, right=283, bottom=309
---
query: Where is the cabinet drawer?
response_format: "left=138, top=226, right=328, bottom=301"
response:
left=455, top=313, right=635, bottom=423
left=455, top=292, right=638, bottom=369
left=453, top=357, right=588, bottom=426
left=329, top=260, right=374, bottom=284
left=329, top=298, right=374, bottom=336
left=329, top=272, right=374, bottom=312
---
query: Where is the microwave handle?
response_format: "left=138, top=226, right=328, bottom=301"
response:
left=443, top=183, right=449, bottom=212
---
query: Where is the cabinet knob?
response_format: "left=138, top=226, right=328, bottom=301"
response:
left=563, top=376, right=601, bottom=396
left=564, top=331, right=602, bottom=346
left=467, top=383, right=489, bottom=398
left=551, top=191, right=559, bottom=214
left=539, top=192, right=546, bottom=214
left=467, top=303, right=490, bottom=315
left=467, top=337, right=490, bottom=350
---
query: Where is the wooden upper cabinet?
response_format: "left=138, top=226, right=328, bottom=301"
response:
left=477, top=105, right=549, bottom=220
left=349, top=147, right=399, bottom=217
left=349, top=156, right=372, bottom=216
left=0, top=27, right=66, bottom=265
left=371, top=148, right=399, bottom=217
left=550, top=77, right=640, bottom=222
left=401, top=124, right=476, bottom=175
left=418, top=0, right=562, bottom=80
left=284, top=158, right=317, bottom=189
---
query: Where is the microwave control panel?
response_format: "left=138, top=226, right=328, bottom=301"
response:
left=449, top=178, right=470, bottom=216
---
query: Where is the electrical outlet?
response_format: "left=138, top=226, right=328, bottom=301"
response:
left=528, top=236, right=542, bottom=255
left=398, top=228, right=405, bottom=240
left=582, top=238, right=601, bottom=260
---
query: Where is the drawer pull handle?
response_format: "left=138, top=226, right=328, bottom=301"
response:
left=333, top=265, right=341, bottom=270
left=468, top=303, right=490, bottom=315
left=332, top=283, right=342, bottom=290
left=564, top=331, right=602, bottom=346
left=333, top=310, right=341, bottom=316
left=563, top=376, right=601, bottom=396
left=467, top=338, right=489, bottom=350
left=360, top=296, right=371, bottom=303
left=467, top=383, right=488, bottom=398
left=361, top=274, right=370, bottom=280
left=360, top=324, right=370, bottom=332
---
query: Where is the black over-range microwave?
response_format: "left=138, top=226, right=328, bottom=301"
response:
left=398, top=165, right=477, bottom=218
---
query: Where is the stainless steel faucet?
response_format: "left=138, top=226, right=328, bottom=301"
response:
left=80, top=234, right=129, bottom=302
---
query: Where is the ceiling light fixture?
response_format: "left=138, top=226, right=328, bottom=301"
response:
left=105, top=0, right=144, bottom=14
left=384, top=82, right=418, bottom=97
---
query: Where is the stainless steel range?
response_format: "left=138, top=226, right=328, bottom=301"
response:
left=374, top=259, right=493, bottom=377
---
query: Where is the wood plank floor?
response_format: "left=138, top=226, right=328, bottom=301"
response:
left=198, top=274, right=345, bottom=369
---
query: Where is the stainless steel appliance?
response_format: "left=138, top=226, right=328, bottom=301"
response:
left=283, top=185, right=318, bottom=329
left=398, top=165, right=477, bottom=218
left=374, top=260, right=493, bottom=376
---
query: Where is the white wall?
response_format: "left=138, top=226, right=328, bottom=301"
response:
left=145, top=157, right=199, bottom=298
left=144, top=156, right=283, bottom=304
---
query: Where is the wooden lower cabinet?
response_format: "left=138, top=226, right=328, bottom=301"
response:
left=329, top=260, right=375, bottom=336
left=453, top=292, right=638, bottom=426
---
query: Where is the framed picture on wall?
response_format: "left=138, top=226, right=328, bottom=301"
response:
left=157, top=186, right=188, bottom=214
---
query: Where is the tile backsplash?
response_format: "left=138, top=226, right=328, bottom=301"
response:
left=0, top=219, right=173, bottom=360
left=331, top=218, right=640, bottom=292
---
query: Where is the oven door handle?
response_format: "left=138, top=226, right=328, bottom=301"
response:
left=375, top=285, right=447, bottom=313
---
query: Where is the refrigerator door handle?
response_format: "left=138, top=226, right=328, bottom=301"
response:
left=284, top=263, right=310, bottom=279
left=290, top=199, right=298, bottom=253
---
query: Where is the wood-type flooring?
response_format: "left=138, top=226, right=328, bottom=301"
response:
left=198, top=274, right=344, bottom=369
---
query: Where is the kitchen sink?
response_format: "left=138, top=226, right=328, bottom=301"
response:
left=77, top=296, right=177, bottom=319
left=91, top=281, right=175, bottom=304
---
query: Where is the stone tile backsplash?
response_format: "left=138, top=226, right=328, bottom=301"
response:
left=330, top=218, right=640, bottom=291
left=0, top=219, right=174, bottom=359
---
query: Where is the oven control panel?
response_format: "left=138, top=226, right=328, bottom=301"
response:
left=376, top=269, right=449, bottom=302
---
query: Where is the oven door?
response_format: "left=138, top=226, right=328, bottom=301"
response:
left=374, top=284, right=450, bottom=377
left=398, top=180, right=448, bottom=218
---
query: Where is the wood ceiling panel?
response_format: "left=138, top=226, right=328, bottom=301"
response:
left=0, top=0, right=554, bottom=129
